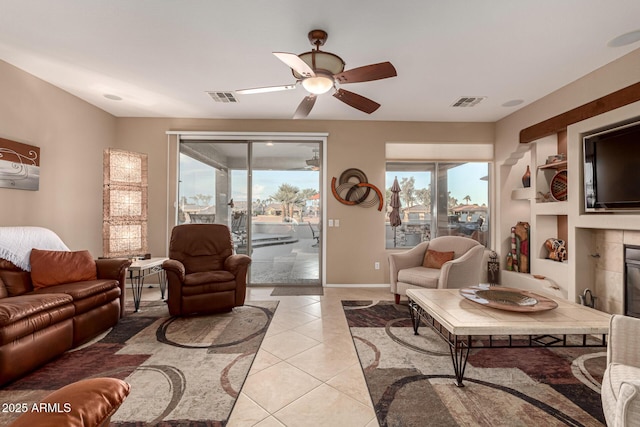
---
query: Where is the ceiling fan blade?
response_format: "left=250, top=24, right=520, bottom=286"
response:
left=333, top=89, right=380, bottom=114
left=236, top=83, right=297, bottom=95
left=334, top=61, right=397, bottom=84
left=273, top=52, right=315, bottom=78
left=293, top=95, right=316, bottom=119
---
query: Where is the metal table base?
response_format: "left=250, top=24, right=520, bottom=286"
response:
left=128, top=258, right=168, bottom=312
left=408, top=298, right=607, bottom=387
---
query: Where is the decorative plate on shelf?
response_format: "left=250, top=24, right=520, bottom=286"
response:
left=459, top=286, right=558, bottom=312
left=550, top=169, right=568, bottom=201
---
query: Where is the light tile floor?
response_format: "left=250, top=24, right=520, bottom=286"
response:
left=138, top=285, right=392, bottom=427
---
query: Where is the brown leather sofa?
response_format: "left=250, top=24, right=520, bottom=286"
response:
left=162, top=224, right=251, bottom=316
left=0, top=256, right=130, bottom=386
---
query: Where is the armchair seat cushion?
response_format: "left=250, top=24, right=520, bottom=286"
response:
left=397, top=267, right=440, bottom=288
left=181, top=281, right=237, bottom=298
left=184, top=270, right=235, bottom=286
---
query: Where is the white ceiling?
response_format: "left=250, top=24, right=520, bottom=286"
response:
left=1, top=0, right=639, bottom=122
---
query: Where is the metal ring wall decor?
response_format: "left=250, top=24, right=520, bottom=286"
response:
left=331, top=168, right=383, bottom=211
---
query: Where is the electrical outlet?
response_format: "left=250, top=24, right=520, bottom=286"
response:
left=328, top=219, right=334, bottom=227
left=374, top=262, right=380, bottom=270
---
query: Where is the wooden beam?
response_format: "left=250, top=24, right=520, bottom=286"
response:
left=520, top=81, right=640, bottom=143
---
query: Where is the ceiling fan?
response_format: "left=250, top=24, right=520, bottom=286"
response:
left=305, top=149, right=320, bottom=169
left=236, top=29, right=397, bottom=119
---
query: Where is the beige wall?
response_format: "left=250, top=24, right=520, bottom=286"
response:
left=0, top=60, right=116, bottom=253
left=495, top=47, right=640, bottom=259
left=0, top=59, right=494, bottom=284
left=115, top=119, right=494, bottom=284
left=4, top=45, right=637, bottom=286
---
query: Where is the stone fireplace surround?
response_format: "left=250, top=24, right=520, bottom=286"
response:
left=592, top=229, right=640, bottom=315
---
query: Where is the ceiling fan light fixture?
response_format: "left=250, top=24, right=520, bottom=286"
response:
left=295, top=51, right=345, bottom=77
left=302, top=75, right=334, bottom=95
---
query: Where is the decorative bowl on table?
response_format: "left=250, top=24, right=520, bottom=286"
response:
left=459, top=286, right=558, bottom=312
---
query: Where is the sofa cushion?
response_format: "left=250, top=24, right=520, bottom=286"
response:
left=0, top=294, right=75, bottom=345
left=9, top=377, right=130, bottom=427
left=33, top=280, right=121, bottom=316
left=0, top=270, right=33, bottom=297
left=423, top=249, right=455, bottom=269
left=30, top=249, right=97, bottom=288
left=0, top=293, right=73, bottom=327
left=0, top=259, right=21, bottom=271
left=398, top=266, right=440, bottom=288
left=33, top=280, right=119, bottom=301
left=0, top=277, right=7, bottom=299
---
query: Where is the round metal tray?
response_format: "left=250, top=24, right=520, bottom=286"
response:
left=459, top=286, right=558, bottom=312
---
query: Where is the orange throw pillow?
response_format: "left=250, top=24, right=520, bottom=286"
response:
left=423, top=249, right=455, bottom=269
left=30, top=249, right=97, bottom=288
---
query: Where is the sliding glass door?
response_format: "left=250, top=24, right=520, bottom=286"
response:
left=178, top=139, right=322, bottom=286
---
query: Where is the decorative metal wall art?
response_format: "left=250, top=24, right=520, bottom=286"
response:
left=0, top=138, right=40, bottom=191
left=331, top=168, right=383, bottom=211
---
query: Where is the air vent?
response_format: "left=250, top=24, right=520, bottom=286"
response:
left=451, top=96, right=486, bottom=107
left=206, top=91, right=238, bottom=103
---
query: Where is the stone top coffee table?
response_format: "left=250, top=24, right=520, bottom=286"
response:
left=406, top=286, right=611, bottom=386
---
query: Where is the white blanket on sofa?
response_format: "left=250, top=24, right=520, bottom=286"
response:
left=0, top=226, right=69, bottom=271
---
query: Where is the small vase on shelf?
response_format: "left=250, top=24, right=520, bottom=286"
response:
left=522, top=166, right=531, bottom=188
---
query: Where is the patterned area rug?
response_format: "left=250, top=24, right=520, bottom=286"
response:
left=0, top=300, right=277, bottom=426
left=343, top=300, right=607, bottom=427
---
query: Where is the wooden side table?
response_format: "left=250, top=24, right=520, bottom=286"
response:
left=127, top=257, right=168, bottom=312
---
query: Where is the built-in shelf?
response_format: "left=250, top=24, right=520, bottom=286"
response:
left=538, top=160, right=567, bottom=170
left=534, top=201, right=568, bottom=215
left=500, top=270, right=568, bottom=299
left=536, top=257, right=569, bottom=267
left=511, top=187, right=534, bottom=200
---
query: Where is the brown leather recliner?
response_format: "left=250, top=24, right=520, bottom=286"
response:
left=162, top=224, right=251, bottom=316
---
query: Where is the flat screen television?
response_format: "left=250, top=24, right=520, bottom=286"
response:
left=583, top=119, right=640, bottom=212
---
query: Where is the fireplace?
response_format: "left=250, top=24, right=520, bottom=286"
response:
left=624, top=245, right=640, bottom=319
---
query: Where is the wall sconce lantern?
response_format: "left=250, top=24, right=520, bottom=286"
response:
left=103, top=148, right=148, bottom=258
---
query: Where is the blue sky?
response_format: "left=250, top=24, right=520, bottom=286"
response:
left=179, top=154, right=319, bottom=203
left=181, top=154, right=487, bottom=206
left=386, top=163, right=488, bottom=205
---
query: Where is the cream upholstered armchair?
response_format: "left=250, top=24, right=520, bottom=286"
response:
left=389, top=236, right=484, bottom=304
left=602, top=314, right=640, bottom=427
